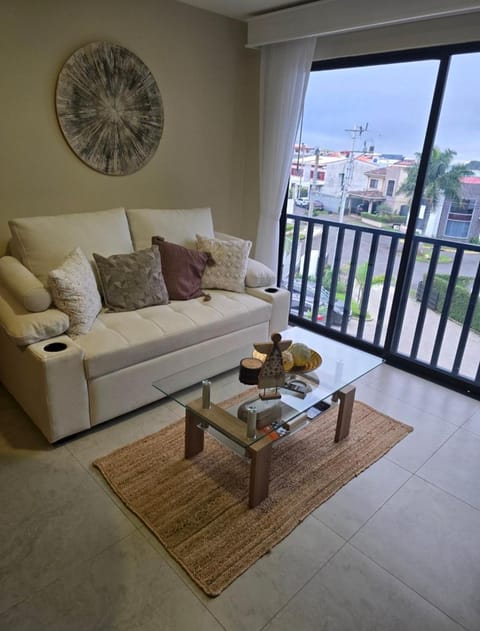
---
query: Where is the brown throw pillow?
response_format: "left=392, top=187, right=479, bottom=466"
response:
left=152, top=236, right=213, bottom=300
left=93, top=245, right=169, bottom=312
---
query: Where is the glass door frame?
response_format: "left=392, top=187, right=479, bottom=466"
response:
left=278, top=40, right=480, bottom=398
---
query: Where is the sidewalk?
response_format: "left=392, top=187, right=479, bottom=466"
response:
left=347, top=285, right=480, bottom=380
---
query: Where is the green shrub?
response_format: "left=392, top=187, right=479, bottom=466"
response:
left=427, top=275, right=480, bottom=333
left=361, top=212, right=407, bottom=224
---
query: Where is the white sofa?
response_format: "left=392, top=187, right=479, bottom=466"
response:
left=0, top=207, right=289, bottom=443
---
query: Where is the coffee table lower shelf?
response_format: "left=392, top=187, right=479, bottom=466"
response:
left=185, top=384, right=356, bottom=508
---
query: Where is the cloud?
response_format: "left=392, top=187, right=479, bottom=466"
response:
left=301, top=53, right=480, bottom=163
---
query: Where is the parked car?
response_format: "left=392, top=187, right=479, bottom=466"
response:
left=295, top=198, right=309, bottom=208
left=295, top=198, right=324, bottom=211
left=289, top=282, right=347, bottom=327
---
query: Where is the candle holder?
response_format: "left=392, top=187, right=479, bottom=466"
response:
left=239, top=357, right=263, bottom=385
left=246, top=405, right=257, bottom=439
left=201, top=379, right=211, bottom=409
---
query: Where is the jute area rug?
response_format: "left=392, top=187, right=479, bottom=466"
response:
left=94, top=396, right=412, bottom=597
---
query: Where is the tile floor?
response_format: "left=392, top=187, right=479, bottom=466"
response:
left=1, top=364, right=479, bottom=631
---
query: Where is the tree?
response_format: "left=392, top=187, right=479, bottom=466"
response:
left=398, top=147, right=472, bottom=236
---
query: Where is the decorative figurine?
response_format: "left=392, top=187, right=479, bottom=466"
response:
left=253, top=332, right=292, bottom=400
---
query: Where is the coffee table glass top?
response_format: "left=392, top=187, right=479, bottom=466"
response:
left=153, top=327, right=383, bottom=449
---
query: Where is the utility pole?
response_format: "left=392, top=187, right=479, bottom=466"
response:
left=308, top=147, right=320, bottom=217
left=338, top=123, right=368, bottom=223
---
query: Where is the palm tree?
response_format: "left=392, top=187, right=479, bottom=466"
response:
left=398, top=147, right=472, bottom=236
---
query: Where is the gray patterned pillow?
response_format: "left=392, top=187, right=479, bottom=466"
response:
left=93, top=246, right=169, bottom=312
left=48, top=247, right=102, bottom=336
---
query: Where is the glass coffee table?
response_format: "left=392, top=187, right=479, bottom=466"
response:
left=153, top=327, right=382, bottom=508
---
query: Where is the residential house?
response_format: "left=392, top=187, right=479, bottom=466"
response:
left=438, top=176, right=480, bottom=241
left=347, top=160, right=414, bottom=215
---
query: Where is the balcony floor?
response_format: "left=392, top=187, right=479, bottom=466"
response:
left=1, top=364, right=479, bottom=630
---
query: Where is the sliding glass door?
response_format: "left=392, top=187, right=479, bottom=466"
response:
left=281, top=44, right=480, bottom=396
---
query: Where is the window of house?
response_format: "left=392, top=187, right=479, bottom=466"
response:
left=448, top=199, right=475, bottom=219
left=386, top=179, right=395, bottom=196
left=445, top=220, right=470, bottom=238
left=369, top=178, right=378, bottom=189
left=444, top=199, right=474, bottom=237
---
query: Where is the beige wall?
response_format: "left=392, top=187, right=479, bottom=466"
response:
left=0, top=0, right=260, bottom=254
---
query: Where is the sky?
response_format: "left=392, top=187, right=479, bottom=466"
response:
left=300, top=52, right=480, bottom=164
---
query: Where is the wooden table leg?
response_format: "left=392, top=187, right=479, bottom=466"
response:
left=247, top=439, right=273, bottom=508
left=334, top=384, right=355, bottom=442
left=185, top=408, right=205, bottom=458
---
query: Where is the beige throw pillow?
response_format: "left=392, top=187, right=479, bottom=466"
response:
left=48, top=247, right=102, bottom=337
left=196, top=234, right=251, bottom=293
left=93, top=246, right=169, bottom=312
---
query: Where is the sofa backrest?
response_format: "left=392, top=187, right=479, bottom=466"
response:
left=8, top=208, right=134, bottom=286
left=126, top=207, right=215, bottom=251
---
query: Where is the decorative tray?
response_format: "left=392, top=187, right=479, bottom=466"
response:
left=253, top=348, right=322, bottom=374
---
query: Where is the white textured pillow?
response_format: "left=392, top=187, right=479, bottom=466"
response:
left=48, top=247, right=102, bottom=336
left=245, top=258, right=276, bottom=288
left=196, top=234, right=251, bottom=293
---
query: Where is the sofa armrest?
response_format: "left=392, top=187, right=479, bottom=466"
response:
left=0, top=256, right=52, bottom=312
left=0, top=328, right=90, bottom=442
left=0, top=285, right=68, bottom=346
left=245, top=286, right=290, bottom=334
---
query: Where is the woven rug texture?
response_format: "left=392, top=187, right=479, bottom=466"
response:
left=94, top=399, right=412, bottom=597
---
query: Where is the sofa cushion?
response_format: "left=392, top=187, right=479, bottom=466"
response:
left=8, top=208, right=133, bottom=286
left=48, top=247, right=102, bottom=336
left=151, top=236, right=213, bottom=300
left=0, top=256, right=52, bottom=312
left=127, top=207, right=215, bottom=251
left=196, top=234, right=251, bottom=293
left=93, top=246, right=169, bottom=312
left=75, top=290, right=272, bottom=379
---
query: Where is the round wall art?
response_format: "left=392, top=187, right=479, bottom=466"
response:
left=56, top=42, right=164, bottom=175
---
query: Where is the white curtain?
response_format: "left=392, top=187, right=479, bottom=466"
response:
left=255, top=37, right=316, bottom=272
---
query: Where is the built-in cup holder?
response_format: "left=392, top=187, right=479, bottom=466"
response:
left=264, top=287, right=279, bottom=293
left=44, top=342, right=68, bottom=353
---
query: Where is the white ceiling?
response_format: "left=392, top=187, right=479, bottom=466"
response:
left=177, top=0, right=318, bottom=21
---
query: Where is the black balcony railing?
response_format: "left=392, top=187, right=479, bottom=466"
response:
left=281, top=213, right=480, bottom=395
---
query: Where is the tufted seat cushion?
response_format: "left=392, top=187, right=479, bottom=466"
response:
left=75, top=290, right=271, bottom=379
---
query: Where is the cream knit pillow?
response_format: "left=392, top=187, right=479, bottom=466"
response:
left=48, top=247, right=102, bottom=336
left=196, top=234, right=251, bottom=293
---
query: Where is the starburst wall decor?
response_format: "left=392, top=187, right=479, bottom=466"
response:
left=56, top=42, right=164, bottom=175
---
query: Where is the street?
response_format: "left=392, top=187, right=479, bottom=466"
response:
left=289, top=206, right=480, bottom=291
